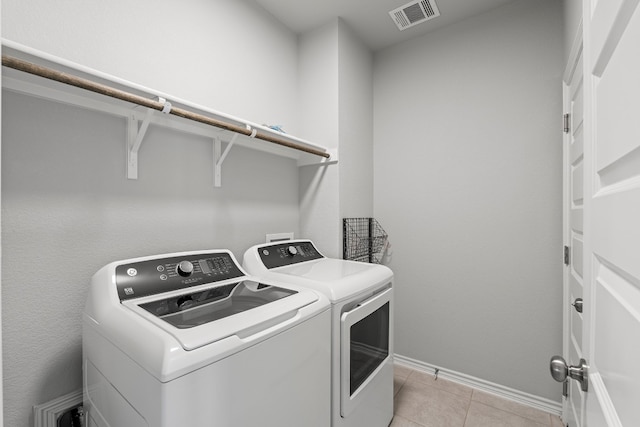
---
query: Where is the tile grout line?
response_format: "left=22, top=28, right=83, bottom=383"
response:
left=461, top=389, right=475, bottom=427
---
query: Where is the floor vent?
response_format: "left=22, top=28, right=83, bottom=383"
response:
left=389, top=0, right=440, bottom=31
left=33, top=389, right=83, bottom=427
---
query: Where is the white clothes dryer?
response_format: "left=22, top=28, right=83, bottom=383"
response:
left=243, top=239, right=394, bottom=427
left=83, top=249, right=331, bottom=427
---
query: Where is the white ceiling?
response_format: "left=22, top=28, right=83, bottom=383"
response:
left=252, top=0, right=521, bottom=51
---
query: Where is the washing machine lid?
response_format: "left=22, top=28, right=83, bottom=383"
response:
left=123, top=279, right=320, bottom=351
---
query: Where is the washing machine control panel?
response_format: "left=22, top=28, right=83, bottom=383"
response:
left=259, top=241, right=324, bottom=269
left=115, top=252, right=244, bottom=301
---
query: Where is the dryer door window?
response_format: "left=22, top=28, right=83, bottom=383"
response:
left=340, top=287, right=392, bottom=417
left=349, top=302, right=389, bottom=394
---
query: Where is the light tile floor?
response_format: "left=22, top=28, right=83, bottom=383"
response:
left=392, top=365, right=565, bottom=427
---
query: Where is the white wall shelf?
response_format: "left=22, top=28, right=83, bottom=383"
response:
left=1, top=41, right=337, bottom=187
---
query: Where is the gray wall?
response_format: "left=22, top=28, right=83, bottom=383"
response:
left=373, top=0, right=564, bottom=400
left=1, top=1, right=303, bottom=426
left=298, top=20, right=341, bottom=257
left=298, top=19, right=374, bottom=257
left=338, top=21, right=374, bottom=219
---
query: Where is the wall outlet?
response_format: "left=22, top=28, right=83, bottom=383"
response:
left=57, top=405, right=83, bottom=427
left=265, top=232, right=294, bottom=243
left=33, top=388, right=83, bottom=427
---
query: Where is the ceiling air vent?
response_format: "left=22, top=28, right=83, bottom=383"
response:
left=389, top=0, right=440, bottom=31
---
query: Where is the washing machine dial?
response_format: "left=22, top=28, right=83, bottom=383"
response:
left=287, top=246, right=298, bottom=256
left=176, top=260, right=194, bottom=277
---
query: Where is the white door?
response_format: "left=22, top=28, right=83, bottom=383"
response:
left=582, top=0, right=640, bottom=425
left=561, top=25, right=586, bottom=427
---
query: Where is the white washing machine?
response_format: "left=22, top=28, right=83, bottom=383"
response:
left=243, top=239, right=394, bottom=427
left=83, top=249, right=331, bottom=427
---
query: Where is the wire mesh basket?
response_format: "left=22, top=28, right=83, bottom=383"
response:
left=343, top=218, right=388, bottom=264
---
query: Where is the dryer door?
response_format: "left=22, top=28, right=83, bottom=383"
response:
left=340, top=287, right=392, bottom=417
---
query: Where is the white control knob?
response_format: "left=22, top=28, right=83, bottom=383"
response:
left=287, top=246, right=298, bottom=256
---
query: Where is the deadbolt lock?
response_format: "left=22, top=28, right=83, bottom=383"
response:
left=572, top=298, right=583, bottom=313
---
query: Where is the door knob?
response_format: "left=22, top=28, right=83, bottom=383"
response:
left=550, top=356, right=588, bottom=392
left=572, top=298, right=583, bottom=313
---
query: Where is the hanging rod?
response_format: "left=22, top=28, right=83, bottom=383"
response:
left=1, top=55, right=331, bottom=159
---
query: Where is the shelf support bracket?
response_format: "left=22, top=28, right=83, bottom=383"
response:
left=127, top=97, right=171, bottom=180
left=214, top=134, right=239, bottom=187
left=127, top=108, right=153, bottom=179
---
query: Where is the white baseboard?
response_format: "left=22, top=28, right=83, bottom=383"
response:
left=394, top=354, right=562, bottom=416
left=33, top=388, right=83, bottom=427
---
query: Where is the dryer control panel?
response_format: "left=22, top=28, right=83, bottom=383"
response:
left=115, top=252, right=244, bottom=301
left=258, top=241, right=324, bottom=269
